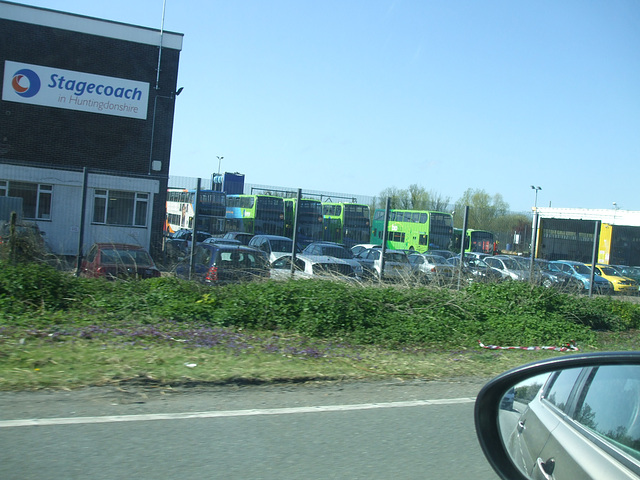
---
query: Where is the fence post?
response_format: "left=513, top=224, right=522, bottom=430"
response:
left=74, top=167, right=89, bottom=276
left=588, top=220, right=601, bottom=297
left=529, top=211, right=539, bottom=283
left=457, top=206, right=469, bottom=290
left=290, top=189, right=302, bottom=277
left=188, top=178, right=202, bottom=280
left=379, top=197, right=391, bottom=281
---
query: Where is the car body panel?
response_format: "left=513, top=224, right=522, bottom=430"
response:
left=270, top=254, right=357, bottom=281
left=408, top=253, right=455, bottom=284
left=484, top=255, right=531, bottom=281
left=175, top=244, right=269, bottom=284
left=80, top=243, right=160, bottom=279
left=354, top=247, right=412, bottom=281
left=248, top=234, right=301, bottom=263
left=302, top=242, right=364, bottom=278
left=549, top=260, right=613, bottom=294
left=587, top=264, right=638, bottom=294
left=506, top=366, right=640, bottom=479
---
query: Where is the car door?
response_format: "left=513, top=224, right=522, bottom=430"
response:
left=533, top=365, right=640, bottom=479
left=507, top=368, right=584, bottom=476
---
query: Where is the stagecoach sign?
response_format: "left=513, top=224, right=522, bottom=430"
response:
left=2, top=60, right=149, bottom=119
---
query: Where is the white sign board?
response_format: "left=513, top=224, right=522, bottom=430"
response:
left=2, top=60, right=149, bottom=119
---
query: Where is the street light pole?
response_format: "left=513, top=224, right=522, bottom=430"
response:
left=217, top=156, right=224, bottom=175
left=531, top=185, right=542, bottom=210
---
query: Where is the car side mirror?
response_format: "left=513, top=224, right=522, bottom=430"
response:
left=475, top=352, right=640, bottom=480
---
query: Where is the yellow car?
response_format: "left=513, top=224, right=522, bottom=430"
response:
left=587, top=263, right=639, bottom=294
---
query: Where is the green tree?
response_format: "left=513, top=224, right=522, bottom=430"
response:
left=373, top=185, right=451, bottom=212
left=453, top=188, right=509, bottom=230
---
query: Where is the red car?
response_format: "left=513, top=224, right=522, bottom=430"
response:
left=80, top=243, right=161, bottom=279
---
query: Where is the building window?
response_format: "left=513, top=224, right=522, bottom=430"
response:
left=93, top=189, right=148, bottom=227
left=0, top=180, right=52, bottom=220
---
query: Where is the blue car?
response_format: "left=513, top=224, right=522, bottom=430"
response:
left=548, top=260, right=613, bottom=294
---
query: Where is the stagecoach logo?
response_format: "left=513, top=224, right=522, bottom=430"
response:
left=11, top=68, right=41, bottom=98
left=2, top=60, right=149, bottom=120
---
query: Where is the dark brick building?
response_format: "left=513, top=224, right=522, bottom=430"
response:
left=0, top=1, right=182, bottom=256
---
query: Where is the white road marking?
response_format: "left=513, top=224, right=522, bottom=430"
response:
left=0, top=397, right=475, bottom=428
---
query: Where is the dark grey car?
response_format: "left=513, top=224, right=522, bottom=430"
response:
left=175, top=244, right=269, bottom=284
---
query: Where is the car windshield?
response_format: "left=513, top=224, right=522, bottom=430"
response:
left=573, top=263, right=592, bottom=275
left=320, top=246, right=353, bottom=259
left=385, top=252, right=409, bottom=264
left=424, top=255, right=447, bottom=264
left=270, top=240, right=293, bottom=252
left=101, top=248, right=154, bottom=266
left=501, top=257, right=525, bottom=270
left=599, top=266, right=621, bottom=276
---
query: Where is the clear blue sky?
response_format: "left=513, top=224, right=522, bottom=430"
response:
left=16, top=0, right=640, bottom=212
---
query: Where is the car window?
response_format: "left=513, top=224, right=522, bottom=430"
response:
left=271, top=240, right=292, bottom=252
left=386, top=252, right=408, bottom=263
left=194, top=246, right=211, bottom=265
left=543, top=368, right=583, bottom=412
left=484, top=258, right=499, bottom=268
left=573, top=365, right=640, bottom=459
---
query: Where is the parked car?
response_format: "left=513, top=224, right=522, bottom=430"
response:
left=447, top=255, right=503, bottom=283
left=248, top=234, right=301, bottom=262
left=222, top=231, right=254, bottom=245
left=408, top=253, right=455, bottom=285
left=531, top=258, right=575, bottom=289
left=302, top=241, right=364, bottom=278
left=350, top=243, right=381, bottom=257
left=165, top=229, right=212, bottom=259
left=484, top=255, right=531, bottom=281
left=548, top=260, right=613, bottom=294
left=175, top=244, right=269, bottom=285
left=202, top=237, right=243, bottom=246
left=80, top=243, right=161, bottom=279
left=270, top=254, right=358, bottom=281
left=500, top=387, right=515, bottom=411
left=353, top=247, right=412, bottom=281
left=427, top=249, right=455, bottom=260
left=586, top=263, right=639, bottom=294
left=613, top=265, right=640, bottom=285
left=463, top=251, right=491, bottom=262
left=475, top=352, right=640, bottom=480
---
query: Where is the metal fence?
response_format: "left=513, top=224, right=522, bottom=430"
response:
left=3, top=163, right=640, bottom=279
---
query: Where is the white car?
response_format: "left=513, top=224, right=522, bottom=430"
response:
left=353, top=247, right=412, bottom=281
left=302, top=242, right=364, bottom=279
left=350, top=243, right=381, bottom=257
left=248, top=234, right=301, bottom=263
left=270, top=254, right=358, bottom=281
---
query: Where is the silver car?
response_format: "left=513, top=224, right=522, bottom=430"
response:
left=270, top=254, right=358, bottom=281
left=505, top=364, right=640, bottom=479
left=407, top=253, right=454, bottom=285
left=354, top=247, right=412, bottom=281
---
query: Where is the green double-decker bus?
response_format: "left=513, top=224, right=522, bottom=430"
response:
left=322, top=202, right=371, bottom=248
left=225, top=194, right=285, bottom=235
left=453, top=228, right=495, bottom=254
left=283, top=197, right=324, bottom=248
left=370, top=208, right=454, bottom=253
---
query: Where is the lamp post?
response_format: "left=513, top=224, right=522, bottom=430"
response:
left=217, top=156, right=224, bottom=175
left=531, top=185, right=542, bottom=210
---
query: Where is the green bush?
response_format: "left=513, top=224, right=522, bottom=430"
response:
left=0, top=261, right=76, bottom=316
left=1, top=266, right=638, bottom=349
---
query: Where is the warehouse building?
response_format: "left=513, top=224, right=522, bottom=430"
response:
left=0, top=1, right=183, bottom=257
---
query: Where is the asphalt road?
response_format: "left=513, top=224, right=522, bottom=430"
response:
left=0, top=378, right=500, bottom=480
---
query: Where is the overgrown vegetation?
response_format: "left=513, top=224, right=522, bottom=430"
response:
left=1, top=261, right=639, bottom=390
